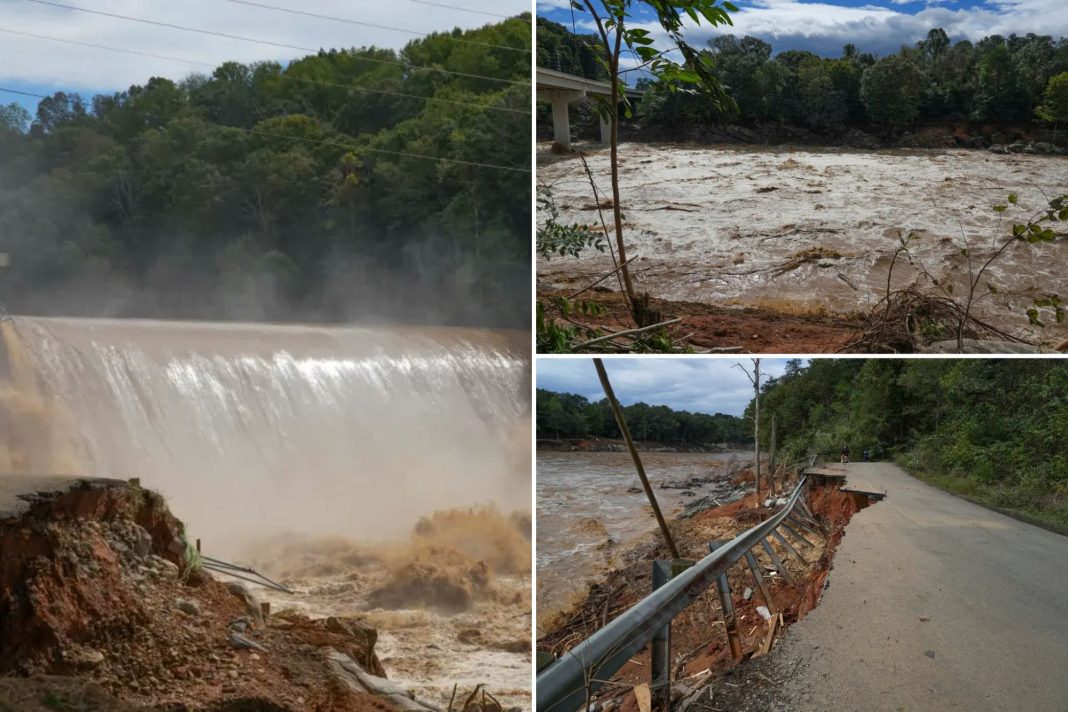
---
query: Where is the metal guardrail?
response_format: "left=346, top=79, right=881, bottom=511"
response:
left=537, top=459, right=823, bottom=712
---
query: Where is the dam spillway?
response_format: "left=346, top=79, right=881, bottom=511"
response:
left=0, top=316, right=529, bottom=551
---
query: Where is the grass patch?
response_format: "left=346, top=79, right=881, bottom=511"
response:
left=901, top=455, right=1068, bottom=537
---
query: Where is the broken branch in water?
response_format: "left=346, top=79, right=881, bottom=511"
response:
left=573, top=318, right=683, bottom=349
left=568, top=253, right=641, bottom=299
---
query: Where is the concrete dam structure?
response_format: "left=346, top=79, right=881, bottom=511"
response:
left=0, top=316, right=530, bottom=552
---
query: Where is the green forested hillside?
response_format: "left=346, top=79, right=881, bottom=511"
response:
left=755, top=359, right=1068, bottom=532
left=536, top=387, right=748, bottom=446
left=537, top=18, right=1068, bottom=137
left=0, top=16, right=530, bottom=326
left=641, top=29, right=1068, bottom=133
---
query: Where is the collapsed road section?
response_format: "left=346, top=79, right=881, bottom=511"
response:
left=536, top=465, right=879, bottom=712
left=0, top=476, right=522, bottom=711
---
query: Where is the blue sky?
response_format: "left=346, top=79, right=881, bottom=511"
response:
left=537, top=0, right=1068, bottom=65
left=537, top=358, right=796, bottom=416
left=0, top=0, right=529, bottom=116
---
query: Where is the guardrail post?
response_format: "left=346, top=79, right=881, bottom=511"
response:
left=761, top=538, right=795, bottom=584
left=651, top=560, right=672, bottom=711
left=781, top=522, right=816, bottom=549
left=709, top=541, right=743, bottom=660
left=786, top=512, right=823, bottom=538
left=771, top=528, right=808, bottom=564
left=535, top=479, right=808, bottom=712
left=744, top=551, right=776, bottom=616
left=651, top=559, right=694, bottom=710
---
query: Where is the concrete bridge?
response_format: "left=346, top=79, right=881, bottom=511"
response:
left=536, top=67, right=642, bottom=150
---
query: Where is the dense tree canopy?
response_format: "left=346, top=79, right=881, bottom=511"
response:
left=1036, top=71, right=1068, bottom=127
left=0, top=16, right=531, bottom=326
left=536, top=388, right=748, bottom=446
left=536, top=16, right=607, bottom=80
left=530, top=19, right=1068, bottom=135
left=752, top=359, right=1068, bottom=531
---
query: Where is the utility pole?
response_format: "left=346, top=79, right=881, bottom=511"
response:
left=592, top=358, right=680, bottom=559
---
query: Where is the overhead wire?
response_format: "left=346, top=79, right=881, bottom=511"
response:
left=23, top=0, right=529, bottom=86
left=406, top=0, right=531, bottom=22
left=0, top=26, right=530, bottom=116
left=222, top=0, right=530, bottom=53
left=6, top=2, right=531, bottom=171
left=0, top=86, right=49, bottom=99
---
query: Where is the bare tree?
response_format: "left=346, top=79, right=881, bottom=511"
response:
left=733, top=359, right=761, bottom=502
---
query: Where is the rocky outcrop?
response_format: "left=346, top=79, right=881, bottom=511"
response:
left=989, top=141, right=1066, bottom=155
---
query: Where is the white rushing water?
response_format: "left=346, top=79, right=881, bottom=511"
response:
left=0, top=316, right=530, bottom=550
left=538, top=144, right=1068, bottom=344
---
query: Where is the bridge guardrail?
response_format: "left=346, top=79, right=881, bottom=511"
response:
left=537, top=455, right=824, bottom=712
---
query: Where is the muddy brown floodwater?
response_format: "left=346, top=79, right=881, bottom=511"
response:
left=538, top=143, right=1068, bottom=346
left=236, top=507, right=532, bottom=709
left=536, top=450, right=752, bottom=630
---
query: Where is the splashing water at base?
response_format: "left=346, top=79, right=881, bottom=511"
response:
left=0, top=315, right=531, bottom=705
left=0, top=316, right=528, bottom=545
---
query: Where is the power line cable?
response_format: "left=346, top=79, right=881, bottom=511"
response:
left=0, top=26, right=530, bottom=115
left=223, top=0, right=530, bottom=53
left=0, top=86, right=49, bottom=99
left=406, top=0, right=531, bottom=22
left=23, top=0, right=529, bottom=86
left=0, top=26, right=214, bottom=68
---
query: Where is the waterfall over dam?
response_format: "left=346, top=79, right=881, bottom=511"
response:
left=0, top=316, right=529, bottom=552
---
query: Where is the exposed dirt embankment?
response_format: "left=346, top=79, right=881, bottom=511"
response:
left=537, top=476, right=875, bottom=710
left=0, top=477, right=406, bottom=711
left=537, top=287, right=860, bottom=354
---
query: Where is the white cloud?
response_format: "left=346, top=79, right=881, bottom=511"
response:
left=550, top=0, right=1068, bottom=62
left=536, top=0, right=574, bottom=10
left=0, top=0, right=529, bottom=94
left=537, top=358, right=794, bottom=417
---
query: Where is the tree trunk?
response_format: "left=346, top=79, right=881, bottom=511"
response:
left=754, top=359, right=761, bottom=503
left=769, top=414, right=777, bottom=495
left=608, top=29, right=636, bottom=308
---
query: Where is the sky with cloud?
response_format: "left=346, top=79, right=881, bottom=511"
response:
left=537, top=358, right=797, bottom=416
left=538, top=0, right=1068, bottom=65
left=0, top=0, right=529, bottom=113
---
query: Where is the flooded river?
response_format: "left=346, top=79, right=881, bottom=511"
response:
left=538, top=144, right=1068, bottom=344
left=535, top=450, right=750, bottom=628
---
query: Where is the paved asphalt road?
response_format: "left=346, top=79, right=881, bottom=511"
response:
left=753, top=462, right=1068, bottom=712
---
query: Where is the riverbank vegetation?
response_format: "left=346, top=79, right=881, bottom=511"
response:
left=757, top=359, right=1068, bottom=533
left=536, top=387, right=748, bottom=447
left=538, top=18, right=1068, bottom=139
left=0, top=16, right=530, bottom=326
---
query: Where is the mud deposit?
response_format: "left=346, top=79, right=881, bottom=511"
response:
left=536, top=451, right=752, bottom=628
left=537, top=475, right=875, bottom=712
left=537, top=143, right=1068, bottom=346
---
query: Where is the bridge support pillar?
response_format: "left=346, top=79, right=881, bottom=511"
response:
left=538, top=88, right=585, bottom=151
left=599, top=114, right=611, bottom=144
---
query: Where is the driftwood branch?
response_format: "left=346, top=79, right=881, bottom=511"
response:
left=573, top=317, right=682, bottom=349
left=568, top=253, right=641, bottom=299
